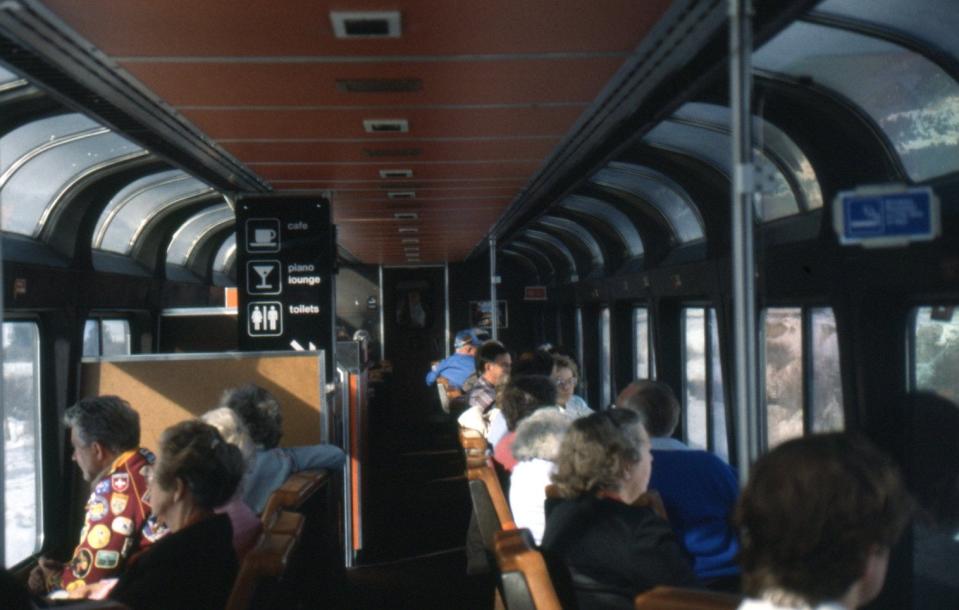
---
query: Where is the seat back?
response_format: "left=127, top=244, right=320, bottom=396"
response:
left=633, top=586, right=742, bottom=610
left=260, top=469, right=330, bottom=526
left=458, top=426, right=488, bottom=470
left=468, top=461, right=514, bottom=532
left=494, top=528, right=563, bottom=610
left=437, top=378, right=451, bottom=413
left=225, top=511, right=305, bottom=610
left=544, top=485, right=668, bottom=521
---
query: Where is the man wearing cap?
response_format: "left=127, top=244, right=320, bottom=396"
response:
left=425, top=329, right=481, bottom=392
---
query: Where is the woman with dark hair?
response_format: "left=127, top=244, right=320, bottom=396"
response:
left=734, top=433, right=912, bottom=610
left=542, top=410, right=693, bottom=609
left=101, top=420, right=246, bottom=610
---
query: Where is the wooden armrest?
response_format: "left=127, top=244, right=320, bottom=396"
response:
left=260, top=470, right=329, bottom=524
left=634, top=586, right=742, bottom=610
left=494, top=528, right=562, bottom=610
left=265, top=509, right=306, bottom=537
left=225, top=531, right=300, bottom=610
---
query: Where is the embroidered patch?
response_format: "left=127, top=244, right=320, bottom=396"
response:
left=110, top=493, right=129, bottom=515
left=111, top=472, right=130, bottom=493
left=65, top=579, right=86, bottom=592
left=70, top=548, right=92, bottom=579
left=87, top=495, right=109, bottom=522
left=94, top=549, right=120, bottom=569
left=87, top=524, right=112, bottom=550
left=142, top=516, right=163, bottom=543
left=140, top=448, right=155, bottom=464
left=95, top=479, right=111, bottom=495
left=111, top=516, right=134, bottom=536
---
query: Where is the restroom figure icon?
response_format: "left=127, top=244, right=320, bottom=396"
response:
left=246, top=218, right=281, bottom=253
left=248, top=301, right=283, bottom=336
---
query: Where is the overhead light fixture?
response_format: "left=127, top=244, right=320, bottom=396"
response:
left=398, top=227, right=419, bottom=234
left=379, top=169, right=413, bottom=179
left=388, top=191, right=416, bottom=200
left=330, top=11, right=402, bottom=39
left=393, top=212, right=418, bottom=220
left=363, top=119, right=409, bottom=134
left=401, top=238, right=419, bottom=244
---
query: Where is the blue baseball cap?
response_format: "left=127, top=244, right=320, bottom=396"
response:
left=454, top=328, right=486, bottom=348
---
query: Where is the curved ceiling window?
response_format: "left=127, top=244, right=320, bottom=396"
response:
left=672, top=102, right=823, bottom=212
left=643, top=118, right=800, bottom=221
left=1, top=118, right=144, bottom=237
left=93, top=170, right=214, bottom=255
left=166, top=203, right=234, bottom=268
left=590, top=163, right=705, bottom=242
left=213, top=234, right=237, bottom=280
left=755, top=20, right=959, bottom=182
left=560, top=195, right=645, bottom=259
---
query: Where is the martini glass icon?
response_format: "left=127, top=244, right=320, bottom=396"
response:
left=253, top=264, right=275, bottom=290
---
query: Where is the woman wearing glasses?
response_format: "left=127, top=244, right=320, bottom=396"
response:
left=551, top=354, right=593, bottom=418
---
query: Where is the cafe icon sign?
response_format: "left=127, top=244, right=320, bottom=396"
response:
left=246, top=218, right=281, bottom=253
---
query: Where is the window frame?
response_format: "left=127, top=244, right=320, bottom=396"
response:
left=680, top=305, right=724, bottom=455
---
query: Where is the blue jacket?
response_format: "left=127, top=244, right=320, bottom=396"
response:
left=425, top=352, right=475, bottom=390
left=647, top=439, right=740, bottom=581
left=243, top=445, right=346, bottom=513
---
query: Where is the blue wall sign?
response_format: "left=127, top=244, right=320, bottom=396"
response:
left=834, top=186, right=940, bottom=247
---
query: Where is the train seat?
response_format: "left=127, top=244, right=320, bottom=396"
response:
left=225, top=511, right=305, bottom=610
left=260, top=469, right=330, bottom=526
left=494, top=528, right=563, bottom=610
left=633, top=585, right=742, bottom=609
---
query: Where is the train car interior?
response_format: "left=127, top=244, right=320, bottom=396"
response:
left=1, top=0, right=957, bottom=608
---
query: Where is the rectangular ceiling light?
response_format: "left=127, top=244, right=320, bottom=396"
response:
left=393, top=212, right=418, bottom=220
left=398, top=226, right=418, bottom=233
left=388, top=191, right=416, bottom=199
left=337, top=78, right=421, bottom=93
left=379, top=169, right=413, bottom=179
left=363, top=119, right=408, bottom=134
left=401, top=238, right=419, bottom=244
left=330, top=11, right=402, bottom=39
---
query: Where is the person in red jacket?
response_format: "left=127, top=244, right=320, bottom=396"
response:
left=28, top=396, right=155, bottom=595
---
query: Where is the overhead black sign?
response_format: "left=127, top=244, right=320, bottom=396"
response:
left=236, top=195, right=335, bottom=374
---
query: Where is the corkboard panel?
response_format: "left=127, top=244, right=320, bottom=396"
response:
left=80, top=353, right=324, bottom=454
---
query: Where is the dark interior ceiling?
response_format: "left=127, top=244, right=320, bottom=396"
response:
left=32, top=0, right=675, bottom=265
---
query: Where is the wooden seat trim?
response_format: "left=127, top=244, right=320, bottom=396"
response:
left=264, top=508, right=306, bottom=537
left=494, top=528, right=562, bottom=610
left=634, top=586, right=742, bottom=610
left=225, top=524, right=302, bottom=610
left=469, top=461, right=514, bottom=530
left=260, top=469, right=330, bottom=524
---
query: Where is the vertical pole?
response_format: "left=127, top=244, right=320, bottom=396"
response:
left=0, top=214, right=5, bottom=563
left=730, top=0, right=759, bottom=483
left=444, top=262, right=451, bottom=357
left=377, top=265, right=385, bottom=361
left=489, top=237, right=498, bottom=341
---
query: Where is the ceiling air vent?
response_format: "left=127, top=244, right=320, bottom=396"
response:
left=388, top=191, right=416, bottom=200
left=363, top=119, right=408, bottom=133
left=330, top=11, right=402, bottom=39
left=379, top=169, right=413, bottom=179
left=363, top=148, right=421, bottom=158
left=398, top=227, right=419, bottom=234
left=394, top=212, right=418, bottom=220
left=401, top=238, right=419, bottom=244
left=337, top=78, right=421, bottom=93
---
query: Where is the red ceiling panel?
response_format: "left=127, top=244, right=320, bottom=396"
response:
left=252, top=162, right=543, bottom=182
left=221, top=138, right=558, bottom=163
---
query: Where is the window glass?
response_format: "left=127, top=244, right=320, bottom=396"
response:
left=709, top=309, right=729, bottom=461
left=1, top=132, right=142, bottom=237
left=599, top=308, right=612, bottom=408
left=0, top=114, right=98, bottom=176
left=561, top=195, right=644, bottom=258
left=811, top=308, right=845, bottom=432
left=0, top=63, right=19, bottom=85
left=213, top=234, right=237, bottom=276
left=755, top=21, right=959, bottom=182
left=82, top=319, right=99, bottom=358
left=101, top=320, right=132, bottom=357
left=914, top=306, right=959, bottom=402
left=94, top=171, right=212, bottom=255
left=633, top=307, right=650, bottom=380
left=764, top=308, right=804, bottom=447
left=683, top=308, right=708, bottom=449
left=3, top=321, right=42, bottom=566
left=592, top=164, right=704, bottom=243
left=166, top=204, right=233, bottom=267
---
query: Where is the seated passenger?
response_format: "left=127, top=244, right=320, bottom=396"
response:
left=551, top=354, right=593, bottom=418
left=542, top=410, right=694, bottom=609
left=28, top=396, right=155, bottom=596
left=735, top=434, right=911, bottom=610
left=201, top=407, right=263, bottom=559
left=618, top=380, right=740, bottom=586
left=493, top=374, right=558, bottom=471
left=222, top=384, right=346, bottom=513
left=457, top=340, right=511, bottom=441
left=509, top=407, right=571, bottom=544
left=425, top=328, right=482, bottom=391
left=105, top=421, right=245, bottom=610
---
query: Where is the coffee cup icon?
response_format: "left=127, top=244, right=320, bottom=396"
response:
left=254, top=228, right=277, bottom=245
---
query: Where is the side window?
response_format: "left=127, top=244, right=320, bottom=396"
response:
left=682, top=308, right=726, bottom=456
left=599, top=308, right=611, bottom=408
left=763, top=307, right=844, bottom=449
left=3, top=321, right=43, bottom=566
left=633, top=307, right=654, bottom=380
left=82, top=318, right=132, bottom=357
left=913, top=306, right=959, bottom=401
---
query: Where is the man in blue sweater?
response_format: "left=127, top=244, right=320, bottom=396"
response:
left=617, top=380, right=740, bottom=589
left=425, top=328, right=484, bottom=391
